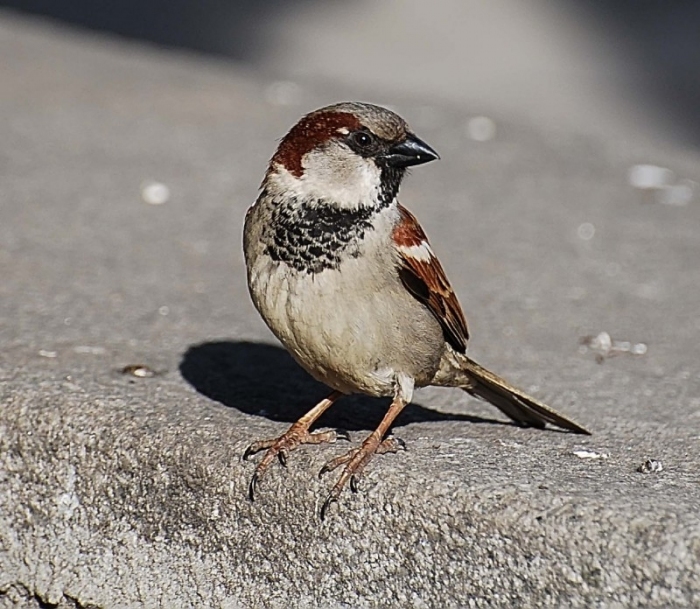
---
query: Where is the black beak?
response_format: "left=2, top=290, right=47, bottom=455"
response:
left=382, top=133, right=440, bottom=168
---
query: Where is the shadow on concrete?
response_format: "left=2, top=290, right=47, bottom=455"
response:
left=179, top=340, right=505, bottom=432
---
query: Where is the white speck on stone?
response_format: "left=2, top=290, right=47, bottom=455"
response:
left=577, top=222, right=595, bottom=241
left=580, top=331, right=648, bottom=361
left=628, top=164, right=673, bottom=190
left=590, top=331, right=612, bottom=355
left=122, top=364, right=156, bottom=378
left=38, top=350, right=57, bottom=358
left=573, top=449, right=609, bottom=460
left=631, top=343, right=648, bottom=355
left=637, top=458, right=663, bottom=473
left=465, top=116, right=496, bottom=142
left=656, top=179, right=696, bottom=206
left=141, top=180, right=170, bottom=205
left=158, top=306, right=169, bottom=316
left=265, top=81, right=302, bottom=106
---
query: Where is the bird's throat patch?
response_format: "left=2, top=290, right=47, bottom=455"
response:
left=262, top=195, right=381, bottom=274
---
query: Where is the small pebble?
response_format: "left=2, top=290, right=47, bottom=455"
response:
left=656, top=180, right=696, bottom=206
left=628, top=165, right=696, bottom=206
left=141, top=181, right=170, bottom=205
left=628, top=164, right=673, bottom=189
left=38, top=350, right=57, bottom=358
left=580, top=331, right=648, bottom=362
left=630, top=343, right=648, bottom=355
left=121, top=364, right=157, bottom=378
left=637, top=459, right=663, bottom=474
left=586, top=331, right=612, bottom=355
left=573, top=449, right=609, bottom=460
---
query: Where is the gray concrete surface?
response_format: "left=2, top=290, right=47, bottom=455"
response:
left=1, top=8, right=700, bottom=609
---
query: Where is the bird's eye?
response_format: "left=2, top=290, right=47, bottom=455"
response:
left=350, top=131, right=374, bottom=149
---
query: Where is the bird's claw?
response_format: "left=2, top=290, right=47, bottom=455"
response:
left=242, top=444, right=257, bottom=461
left=334, top=429, right=351, bottom=442
left=376, top=435, right=406, bottom=454
left=320, top=495, right=337, bottom=521
left=277, top=449, right=288, bottom=467
left=248, top=472, right=259, bottom=502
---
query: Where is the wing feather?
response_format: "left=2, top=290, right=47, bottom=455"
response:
left=392, top=205, right=469, bottom=352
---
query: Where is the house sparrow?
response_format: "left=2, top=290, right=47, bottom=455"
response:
left=243, top=102, right=590, bottom=519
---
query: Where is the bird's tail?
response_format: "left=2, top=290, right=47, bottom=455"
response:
left=460, top=356, right=590, bottom=434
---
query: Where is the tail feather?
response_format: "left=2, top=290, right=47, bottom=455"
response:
left=461, top=357, right=591, bottom=435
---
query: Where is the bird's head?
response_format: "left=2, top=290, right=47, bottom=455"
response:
left=263, top=102, right=439, bottom=210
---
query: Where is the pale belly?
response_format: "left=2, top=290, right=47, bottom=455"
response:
left=247, top=255, right=444, bottom=397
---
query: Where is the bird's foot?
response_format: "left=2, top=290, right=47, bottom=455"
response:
left=243, top=426, right=350, bottom=501
left=318, top=435, right=406, bottom=520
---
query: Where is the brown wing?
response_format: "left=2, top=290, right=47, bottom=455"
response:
left=392, top=204, right=469, bottom=353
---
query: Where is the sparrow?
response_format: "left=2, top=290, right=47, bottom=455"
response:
left=242, top=101, right=590, bottom=519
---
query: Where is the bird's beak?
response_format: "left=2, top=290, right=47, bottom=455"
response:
left=382, top=133, right=440, bottom=168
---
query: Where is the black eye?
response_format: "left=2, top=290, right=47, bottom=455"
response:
left=350, top=131, right=375, bottom=149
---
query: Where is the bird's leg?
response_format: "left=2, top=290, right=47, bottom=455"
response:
left=319, top=375, right=413, bottom=520
left=243, top=391, right=346, bottom=500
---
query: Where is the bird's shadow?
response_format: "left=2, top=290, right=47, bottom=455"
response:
left=179, top=340, right=505, bottom=432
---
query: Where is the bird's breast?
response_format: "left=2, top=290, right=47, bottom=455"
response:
left=245, top=201, right=444, bottom=395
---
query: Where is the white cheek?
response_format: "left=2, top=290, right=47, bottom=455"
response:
left=305, top=156, right=382, bottom=209
left=269, top=150, right=383, bottom=210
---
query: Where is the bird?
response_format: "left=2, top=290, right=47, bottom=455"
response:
left=242, top=101, right=590, bottom=519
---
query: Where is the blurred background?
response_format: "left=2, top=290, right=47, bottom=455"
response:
left=2, top=0, right=700, bottom=148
